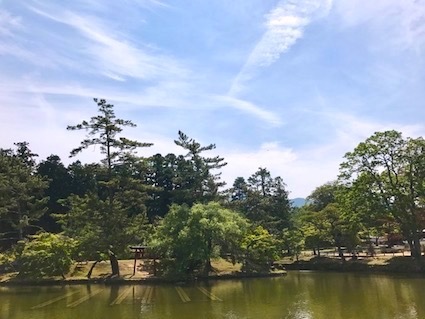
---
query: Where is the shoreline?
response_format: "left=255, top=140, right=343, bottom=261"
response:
left=0, top=271, right=287, bottom=287
left=3, top=255, right=425, bottom=286
left=280, top=255, right=425, bottom=275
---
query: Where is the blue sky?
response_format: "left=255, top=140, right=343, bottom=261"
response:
left=1, top=0, right=425, bottom=197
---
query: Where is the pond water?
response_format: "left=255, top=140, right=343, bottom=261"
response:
left=1, top=272, right=424, bottom=319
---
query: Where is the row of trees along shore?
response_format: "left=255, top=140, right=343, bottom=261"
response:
left=0, top=98, right=424, bottom=279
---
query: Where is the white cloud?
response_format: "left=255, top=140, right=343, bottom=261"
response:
left=219, top=110, right=425, bottom=198
left=335, top=0, right=425, bottom=53
left=229, top=0, right=333, bottom=95
left=220, top=141, right=340, bottom=198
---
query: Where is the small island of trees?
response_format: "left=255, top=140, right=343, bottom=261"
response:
left=1, top=98, right=424, bottom=280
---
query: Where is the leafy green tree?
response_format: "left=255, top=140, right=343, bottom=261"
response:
left=296, top=208, right=331, bottom=257
left=241, top=226, right=279, bottom=272
left=0, top=146, right=48, bottom=244
left=281, top=227, right=304, bottom=261
left=306, top=181, right=339, bottom=212
left=299, top=182, right=363, bottom=260
left=320, top=203, right=361, bottom=261
left=17, top=232, right=77, bottom=278
left=340, top=130, right=425, bottom=258
left=66, top=98, right=153, bottom=275
left=151, top=202, right=248, bottom=276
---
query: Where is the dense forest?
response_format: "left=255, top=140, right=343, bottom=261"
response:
left=1, top=99, right=424, bottom=278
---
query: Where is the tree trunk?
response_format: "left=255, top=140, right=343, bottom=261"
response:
left=87, top=260, right=100, bottom=279
left=109, top=249, right=120, bottom=277
left=204, top=258, right=212, bottom=275
left=337, top=245, right=345, bottom=261
left=411, top=233, right=421, bottom=259
left=204, top=238, right=212, bottom=274
left=317, top=246, right=321, bottom=257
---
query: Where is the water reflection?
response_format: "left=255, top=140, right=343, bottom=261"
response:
left=0, top=273, right=424, bottom=319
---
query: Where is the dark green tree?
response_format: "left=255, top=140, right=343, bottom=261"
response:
left=0, top=145, right=48, bottom=245
left=144, top=153, right=179, bottom=220
left=174, top=131, right=227, bottom=204
left=67, top=98, right=153, bottom=197
left=67, top=161, right=100, bottom=196
left=58, top=193, right=149, bottom=278
left=36, top=155, right=73, bottom=233
left=66, top=98, right=153, bottom=275
left=231, top=168, right=292, bottom=234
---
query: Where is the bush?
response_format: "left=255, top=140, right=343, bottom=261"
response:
left=0, top=251, right=17, bottom=273
left=17, top=232, right=77, bottom=278
left=241, top=226, right=279, bottom=273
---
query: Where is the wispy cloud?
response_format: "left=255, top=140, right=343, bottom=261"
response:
left=28, top=6, right=188, bottom=81
left=335, top=0, right=425, bottom=53
left=0, top=10, right=22, bottom=36
left=0, top=74, right=283, bottom=127
left=229, top=0, right=333, bottom=95
left=214, top=96, right=282, bottom=126
left=132, top=0, right=170, bottom=9
left=0, top=2, right=286, bottom=126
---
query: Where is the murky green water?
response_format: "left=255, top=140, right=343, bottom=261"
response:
left=1, top=272, right=424, bottom=319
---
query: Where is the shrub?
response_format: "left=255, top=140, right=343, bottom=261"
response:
left=17, top=232, right=77, bottom=278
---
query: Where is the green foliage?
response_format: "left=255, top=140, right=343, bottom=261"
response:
left=306, top=181, right=339, bottom=212
left=340, top=130, right=425, bottom=258
left=281, top=227, right=304, bottom=258
left=151, top=202, right=248, bottom=276
left=67, top=98, right=153, bottom=171
left=228, top=168, right=292, bottom=234
left=241, top=226, right=279, bottom=272
left=0, top=144, right=48, bottom=243
left=58, top=193, right=150, bottom=262
left=36, top=155, right=73, bottom=233
left=66, top=98, right=153, bottom=275
left=0, top=250, right=18, bottom=273
left=17, top=232, right=77, bottom=278
left=174, top=131, right=227, bottom=204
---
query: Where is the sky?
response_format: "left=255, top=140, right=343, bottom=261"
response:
left=1, top=0, right=425, bottom=198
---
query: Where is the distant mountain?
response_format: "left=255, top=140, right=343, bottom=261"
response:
left=290, top=198, right=307, bottom=208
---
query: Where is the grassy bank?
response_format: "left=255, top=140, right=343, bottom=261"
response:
left=0, top=258, right=286, bottom=285
left=279, top=253, right=425, bottom=274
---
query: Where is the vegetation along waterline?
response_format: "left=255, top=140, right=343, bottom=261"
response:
left=1, top=98, right=425, bottom=282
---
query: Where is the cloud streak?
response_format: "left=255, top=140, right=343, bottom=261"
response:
left=0, top=10, right=22, bottom=37
left=229, top=0, right=333, bottom=95
left=28, top=5, right=188, bottom=82
left=18, top=3, right=280, bottom=125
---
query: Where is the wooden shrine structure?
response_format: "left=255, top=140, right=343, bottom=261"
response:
left=129, top=245, right=157, bottom=276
